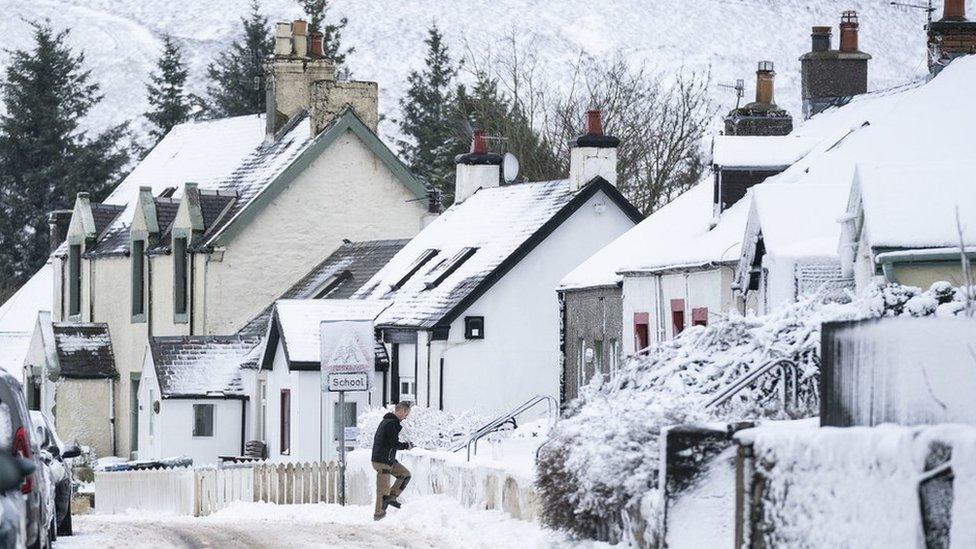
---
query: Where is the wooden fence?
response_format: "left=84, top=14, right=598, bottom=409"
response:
left=96, top=460, right=340, bottom=516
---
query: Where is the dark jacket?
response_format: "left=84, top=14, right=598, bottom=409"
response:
left=371, top=412, right=409, bottom=464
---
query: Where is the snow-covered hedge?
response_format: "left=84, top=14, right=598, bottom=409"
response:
left=356, top=405, right=486, bottom=451
left=537, top=281, right=973, bottom=542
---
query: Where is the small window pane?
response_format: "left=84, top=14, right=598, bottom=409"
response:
left=69, top=244, right=82, bottom=316
left=173, top=237, right=188, bottom=315
left=192, top=404, right=214, bottom=437
left=131, top=240, right=145, bottom=316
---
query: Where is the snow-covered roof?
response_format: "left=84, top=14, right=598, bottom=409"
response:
left=271, top=299, right=392, bottom=365
left=0, top=333, right=29, bottom=379
left=148, top=336, right=251, bottom=398
left=853, top=163, right=976, bottom=250
left=749, top=184, right=850, bottom=259
left=0, top=264, right=51, bottom=332
left=51, top=323, right=117, bottom=379
left=711, top=135, right=820, bottom=168
left=356, top=179, right=638, bottom=328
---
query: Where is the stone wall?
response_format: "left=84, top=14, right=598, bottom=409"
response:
left=561, top=286, right=623, bottom=402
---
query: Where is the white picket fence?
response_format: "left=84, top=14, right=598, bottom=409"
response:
left=95, top=460, right=340, bottom=517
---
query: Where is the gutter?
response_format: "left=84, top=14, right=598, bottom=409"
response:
left=618, top=259, right=738, bottom=277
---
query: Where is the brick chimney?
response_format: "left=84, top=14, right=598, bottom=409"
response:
left=265, top=20, right=379, bottom=137
left=723, top=62, right=793, bottom=136
left=799, top=12, right=871, bottom=120
left=453, top=130, right=502, bottom=204
left=568, top=110, right=619, bottom=191
left=927, top=0, right=976, bottom=74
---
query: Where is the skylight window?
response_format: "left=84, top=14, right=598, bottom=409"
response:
left=425, top=247, right=478, bottom=289
left=390, top=249, right=439, bottom=291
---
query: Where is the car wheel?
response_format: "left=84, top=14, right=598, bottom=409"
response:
left=57, top=510, right=72, bottom=537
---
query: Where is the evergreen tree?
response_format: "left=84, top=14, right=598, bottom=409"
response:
left=205, top=1, right=272, bottom=117
left=299, top=0, right=354, bottom=69
left=0, top=21, right=129, bottom=291
left=145, top=35, right=195, bottom=143
left=397, top=23, right=461, bottom=201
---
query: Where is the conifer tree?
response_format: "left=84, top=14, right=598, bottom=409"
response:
left=0, top=21, right=129, bottom=291
left=205, top=0, right=273, bottom=117
left=397, top=23, right=461, bottom=201
left=146, top=35, right=195, bottom=143
left=299, top=0, right=354, bottom=69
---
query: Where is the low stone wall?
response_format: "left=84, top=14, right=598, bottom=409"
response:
left=347, top=449, right=540, bottom=521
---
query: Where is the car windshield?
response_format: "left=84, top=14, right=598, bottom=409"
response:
left=28, top=410, right=61, bottom=451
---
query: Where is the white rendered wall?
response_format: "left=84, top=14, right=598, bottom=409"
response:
left=420, top=190, right=636, bottom=416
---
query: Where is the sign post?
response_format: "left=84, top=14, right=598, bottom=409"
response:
left=321, top=319, right=374, bottom=506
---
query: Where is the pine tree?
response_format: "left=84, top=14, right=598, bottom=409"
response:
left=299, top=0, right=354, bottom=69
left=0, top=21, right=129, bottom=291
left=397, top=23, right=461, bottom=201
left=205, top=1, right=272, bottom=117
left=145, top=35, right=195, bottom=143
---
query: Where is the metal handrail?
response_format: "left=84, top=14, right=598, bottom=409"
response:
left=450, top=395, right=558, bottom=461
left=704, top=358, right=799, bottom=413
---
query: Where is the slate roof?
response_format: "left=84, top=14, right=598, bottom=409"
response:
left=90, top=204, right=126, bottom=237
left=355, top=178, right=642, bottom=330
left=148, top=336, right=250, bottom=398
left=238, top=239, right=409, bottom=338
left=84, top=197, right=182, bottom=257
left=51, top=323, right=117, bottom=379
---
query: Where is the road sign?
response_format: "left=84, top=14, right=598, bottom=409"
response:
left=326, top=372, right=369, bottom=392
left=320, top=320, right=374, bottom=392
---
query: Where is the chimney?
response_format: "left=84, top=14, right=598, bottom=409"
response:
left=799, top=13, right=871, bottom=119
left=453, top=130, right=502, bottom=204
left=927, top=0, right=976, bottom=74
left=811, top=26, right=832, bottom=52
left=265, top=20, right=336, bottom=136
left=839, top=11, right=860, bottom=52
left=755, top=61, right=776, bottom=105
left=48, top=210, right=73, bottom=253
left=310, top=32, right=324, bottom=57
left=568, top=110, right=619, bottom=191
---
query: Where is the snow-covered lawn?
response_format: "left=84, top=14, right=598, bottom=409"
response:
left=57, top=494, right=606, bottom=548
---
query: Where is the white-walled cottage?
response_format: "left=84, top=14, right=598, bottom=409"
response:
left=44, top=19, right=429, bottom=458
left=355, top=116, right=643, bottom=415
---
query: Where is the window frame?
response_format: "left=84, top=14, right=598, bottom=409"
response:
left=192, top=403, right=215, bottom=438
left=131, top=239, right=146, bottom=321
left=280, top=389, right=291, bottom=455
left=68, top=243, right=82, bottom=318
left=633, top=313, right=650, bottom=352
left=692, top=307, right=709, bottom=327
left=670, top=299, right=686, bottom=337
left=391, top=249, right=439, bottom=291
left=173, top=234, right=189, bottom=323
left=424, top=247, right=478, bottom=289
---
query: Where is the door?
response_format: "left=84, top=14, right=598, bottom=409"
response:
left=129, top=374, right=140, bottom=458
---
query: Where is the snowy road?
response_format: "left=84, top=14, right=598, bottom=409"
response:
left=56, top=495, right=605, bottom=549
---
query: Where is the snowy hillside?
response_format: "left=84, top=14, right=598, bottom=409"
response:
left=0, top=0, right=929, bottom=143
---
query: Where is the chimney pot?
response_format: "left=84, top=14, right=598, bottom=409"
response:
left=811, top=26, right=832, bottom=52
left=839, top=11, right=860, bottom=53
left=292, top=20, right=308, bottom=58
left=274, top=22, right=292, bottom=56
left=943, top=0, right=967, bottom=21
left=310, top=32, right=324, bottom=57
left=470, top=129, right=488, bottom=155
left=292, top=19, right=308, bottom=36
left=585, top=109, right=605, bottom=136
left=755, top=61, right=775, bottom=105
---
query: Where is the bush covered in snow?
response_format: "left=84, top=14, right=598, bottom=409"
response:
left=537, top=281, right=973, bottom=542
left=356, top=405, right=486, bottom=451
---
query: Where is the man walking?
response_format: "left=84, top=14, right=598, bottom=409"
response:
left=371, top=401, right=413, bottom=520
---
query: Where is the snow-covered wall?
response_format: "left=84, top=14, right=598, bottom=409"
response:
left=55, top=378, right=114, bottom=458
left=822, top=316, right=976, bottom=427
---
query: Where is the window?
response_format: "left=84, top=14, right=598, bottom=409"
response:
left=173, top=236, right=188, bottom=318
left=593, top=340, right=604, bottom=375
left=671, top=299, right=686, bottom=336
left=131, top=240, right=145, bottom=318
left=148, top=389, right=155, bottom=437
left=192, top=404, right=214, bottom=437
left=425, top=247, right=478, bottom=289
left=258, top=382, right=267, bottom=441
left=464, top=316, right=485, bottom=339
left=312, top=270, right=352, bottom=299
left=399, top=379, right=416, bottom=401
left=332, top=401, right=357, bottom=442
left=68, top=244, right=81, bottom=317
left=609, top=339, right=619, bottom=375
left=391, top=249, right=439, bottom=291
left=280, top=389, right=291, bottom=455
left=692, top=307, right=709, bottom=327
left=576, top=338, right=585, bottom=389
left=633, top=313, right=650, bottom=351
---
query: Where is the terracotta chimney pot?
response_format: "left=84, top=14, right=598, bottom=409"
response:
left=839, top=11, right=860, bottom=53
left=470, top=129, right=488, bottom=155
left=586, top=109, right=605, bottom=135
left=943, top=0, right=967, bottom=21
left=755, top=61, right=775, bottom=105
left=310, top=32, right=324, bottom=57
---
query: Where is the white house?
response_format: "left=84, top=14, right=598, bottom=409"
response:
left=354, top=116, right=643, bottom=415
left=261, top=299, right=391, bottom=462
left=839, top=164, right=976, bottom=292
left=42, top=19, right=428, bottom=458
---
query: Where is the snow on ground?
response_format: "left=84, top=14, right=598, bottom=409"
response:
left=58, top=495, right=607, bottom=549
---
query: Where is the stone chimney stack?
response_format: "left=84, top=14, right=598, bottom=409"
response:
left=568, top=110, right=619, bottom=191
left=453, top=130, right=502, bottom=204
left=265, top=20, right=379, bottom=137
left=723, top=61, right=793, bottom=136
left=926, top=0, right=976, bottom=75
left=800, top=12, right=871, bottom=120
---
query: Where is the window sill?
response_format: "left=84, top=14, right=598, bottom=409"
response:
left=173, top=313, right=189, bottom=324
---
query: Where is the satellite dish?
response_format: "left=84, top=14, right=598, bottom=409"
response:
left=503, top=153, right=520, bottom=183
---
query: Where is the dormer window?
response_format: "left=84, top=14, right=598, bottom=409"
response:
left=425, top=247, right=477, bottom=289
left=390, top=249, right=439, bottom=291
left=173, top=236, right=188, bottom=321
left=131, top=240, right=146, bottom=320
left=68, top=244, right=81, bottom=317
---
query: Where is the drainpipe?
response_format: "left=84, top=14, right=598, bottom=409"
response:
left=109, top=378, right=116, bottom=457
left=240, top=398, right=247, bottom=455
left=188, top=253, right=195, bottom=334
left=425, top=336, right=432, bottom=408
left=147, top=257, right=153, bottom=335
left=655, top=274, right=666, bottom=342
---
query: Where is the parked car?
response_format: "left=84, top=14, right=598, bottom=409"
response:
left=0, top=372, right=53, bottom=549
left=0, top=415, right=34, bottom=549
left=28, top=412, right=79, bottom=536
